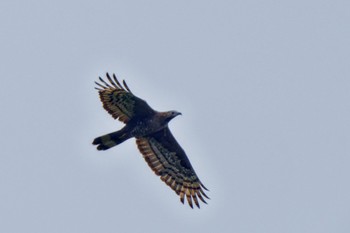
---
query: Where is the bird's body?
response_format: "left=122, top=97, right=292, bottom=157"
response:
left=92, top=73, right=209, bottom=208
left=93, top=111, right=180, bottom=150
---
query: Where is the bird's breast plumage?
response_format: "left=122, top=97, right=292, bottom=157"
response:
left=130, top=116, right=167, bottom=138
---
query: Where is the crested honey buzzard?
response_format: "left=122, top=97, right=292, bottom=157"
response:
left=92, top=73, right=209, bottom=208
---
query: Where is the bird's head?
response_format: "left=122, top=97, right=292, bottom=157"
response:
left=164, top=110, right=182, bottom=123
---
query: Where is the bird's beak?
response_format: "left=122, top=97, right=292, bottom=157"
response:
left=176, top=112, right=182, bottom=116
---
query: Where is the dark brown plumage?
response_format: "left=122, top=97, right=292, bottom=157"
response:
left=92, top=73, right=209, bottom=208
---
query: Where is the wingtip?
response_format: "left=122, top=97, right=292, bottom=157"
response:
left=200, top=182, right=209, bottom=191
left=180, top=193, right=185, bottom=204
left=195, top=202, right=200, bottom=209
left=122, top=79, right=132, bottom=93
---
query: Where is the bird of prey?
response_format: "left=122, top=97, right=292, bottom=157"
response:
left=92, top=73, right=209, bottom=208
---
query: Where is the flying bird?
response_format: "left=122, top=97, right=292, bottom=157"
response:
left=92, top=73, right=209, bottom=208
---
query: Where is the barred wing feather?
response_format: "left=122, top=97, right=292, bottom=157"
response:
left=95, top=73, right=155, bottom=123
left=136, top=127, right=209, bottom=208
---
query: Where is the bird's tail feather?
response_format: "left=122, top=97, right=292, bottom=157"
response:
left=92, top=130, right=130, bottom=151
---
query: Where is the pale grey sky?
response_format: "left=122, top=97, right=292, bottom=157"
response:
left=1, top=0, right=349, bottom=232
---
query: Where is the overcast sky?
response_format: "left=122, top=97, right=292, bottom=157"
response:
left=1, top=0, right=349, bottom=232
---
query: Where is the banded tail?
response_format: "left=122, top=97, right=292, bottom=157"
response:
left=92, top=130, right=131, bottom=150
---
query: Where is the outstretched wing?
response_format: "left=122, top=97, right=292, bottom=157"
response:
left=95, top=73, right=155, bottom=123
left=136, top=127, right=209, bottom=208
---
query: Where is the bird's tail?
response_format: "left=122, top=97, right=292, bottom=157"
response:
left=92, top=130, right=131, bottom=151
